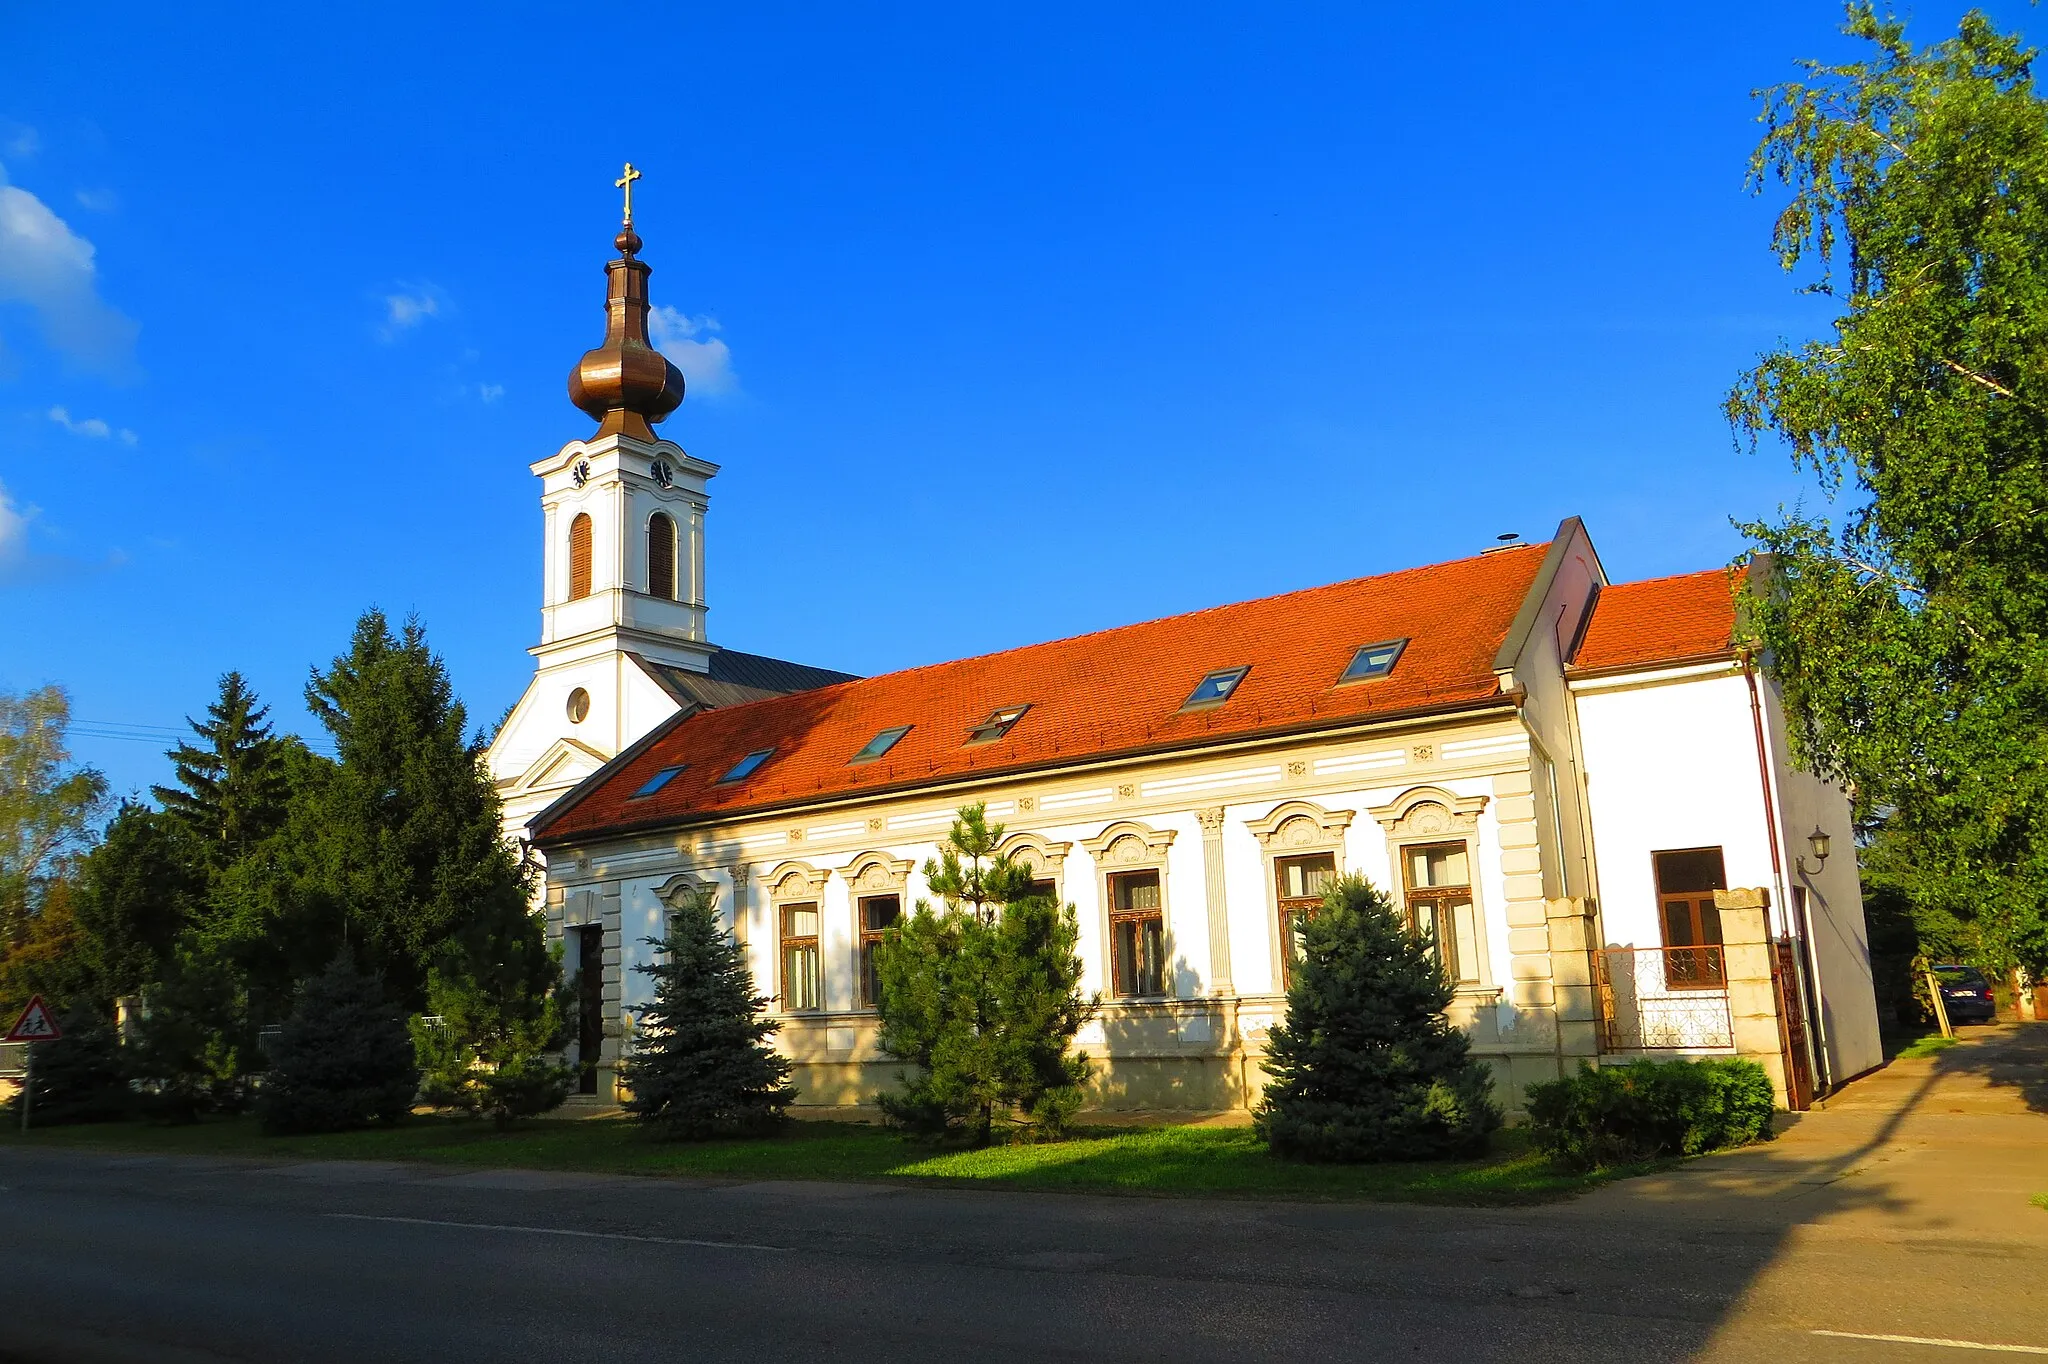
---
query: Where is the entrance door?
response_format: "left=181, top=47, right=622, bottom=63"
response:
left=574, top=925, right=604, bottom=1096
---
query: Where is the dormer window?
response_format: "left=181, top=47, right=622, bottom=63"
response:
left=1339, top=638, right=1408, bottom=684
left=629, top=765, right=685, bottom=799
left=717, top=748, right=775, bottom=784
left=965, top=705, right=1030, bottom=745
left=1181, top=666, right=1249, bottom=711
left=850, top=725, right=911, bottom=765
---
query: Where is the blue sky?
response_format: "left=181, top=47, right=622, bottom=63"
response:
left=2, top=3, right=2032, bottom=798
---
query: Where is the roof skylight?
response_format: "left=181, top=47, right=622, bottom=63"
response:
left=1182, top=666, right=1249, bottom=710
left=965, top=704, right=1030, bottom=745
left=1339, top=638, right=1408, bottom=684
left=717, top=748, right=775, bottom=784
left=629, top=765, right=686, bottom=799
left=850, top=725, right=911, bottom=764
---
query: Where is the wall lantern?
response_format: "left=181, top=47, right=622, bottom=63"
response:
left=1799, top=826, right=1831, bottom=875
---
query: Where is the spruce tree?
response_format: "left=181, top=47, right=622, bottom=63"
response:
left=151, top=672, right=291, bottom=870
left=70, top=803, right=202, bottom=1004
left=1257, top=874, right=1500, bottom=1162
left=256, top=953, right=418, bottom=1135
left=411, top=905, right=573, bottom=1129
left=291, top=610, right=532, bottom=1010
left=875, top=805, right=1093, bottom=1144
left=620, top=887, right=795, bottom=1139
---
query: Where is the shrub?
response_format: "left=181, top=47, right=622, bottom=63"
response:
left=1256, top=874, right=1501, bottom=1162
left=6, top=1004, right=130, bottom=1126
left=1525, top=1058, right=1777, bottom=1170
left=620, top=887, right=795, bottom=1140
left=256, top=955, right=418, bottom=1135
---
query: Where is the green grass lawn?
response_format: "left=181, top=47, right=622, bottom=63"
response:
left=1886, top=1030, right=1960, bottom=1060
left=0, top=1114, right=1629, bottom=1205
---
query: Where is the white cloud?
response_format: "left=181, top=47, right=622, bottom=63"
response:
left=478, top=382, right=504, bottom=403
left=0, top=161, right=138, bottom=374
left=0, top=478, right=26, bottom=568
left=649, top=304, right=740, bottom=398
left=379, top=286, right=441, bottom=341
left=73, top=188, right=118, bottom=213
left=49, top=405, right=136, bottom=444
left=2, top=126, right=36, bottom=160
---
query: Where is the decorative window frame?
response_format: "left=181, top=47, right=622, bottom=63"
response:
left=654, top=870, right=721, bottom=917
left=841, top=851, right=912, bottom=1012
left=996, top=831, right=1072, bottom=902
left=1367, top=786, right=1493, bottom=989
left=1080, top=821, right=1178, bottom=1000
left=1244, top=800, right=1356, bottom=994
left=766, top=861, right=829, bottom=1013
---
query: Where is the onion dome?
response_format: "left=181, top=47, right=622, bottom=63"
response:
left=567, top=165, right=685, bottom=441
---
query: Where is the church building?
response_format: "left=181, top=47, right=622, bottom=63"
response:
left=488, top=191, right=1884, bottom=1117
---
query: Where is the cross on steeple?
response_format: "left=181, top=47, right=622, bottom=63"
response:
left=615, top=163, right=642, bottom=225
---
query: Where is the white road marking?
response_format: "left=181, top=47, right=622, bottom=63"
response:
left=1812, top=1330, right=2048, bottom=1355
left=325, top=1212, right=786, bottom=1252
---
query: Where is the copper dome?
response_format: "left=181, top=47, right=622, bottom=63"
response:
left=567, top=226, right=686, bottom=442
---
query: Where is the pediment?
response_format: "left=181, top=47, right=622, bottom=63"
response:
left=510, top=736, right=613, bottom=795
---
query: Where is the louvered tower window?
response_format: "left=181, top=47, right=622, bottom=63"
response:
left=567, top=512, right=593, bottom=599
left=647, top=512, right=677, bottom=601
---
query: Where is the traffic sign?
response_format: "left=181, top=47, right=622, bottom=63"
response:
left=4, top=996, right=60, bottom=1044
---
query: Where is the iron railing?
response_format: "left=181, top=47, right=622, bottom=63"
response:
left=1596, top=946, right=1735, bottom=1052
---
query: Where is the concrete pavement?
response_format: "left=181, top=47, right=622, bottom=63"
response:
left=1, top=1024, right=2042, bottom=1362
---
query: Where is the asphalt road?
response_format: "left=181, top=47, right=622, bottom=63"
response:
left=2, top=1026, right=2043, bottom=1363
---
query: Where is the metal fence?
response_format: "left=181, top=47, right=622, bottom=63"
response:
left=1595, top=946, right=1735, bottom=1052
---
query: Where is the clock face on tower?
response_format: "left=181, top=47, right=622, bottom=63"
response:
left=650, top=459, right=675, bottom=489
left=571, top=460, right=591, bottom=489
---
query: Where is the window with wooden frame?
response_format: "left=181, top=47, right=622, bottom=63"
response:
left=1107, top=869, right=1166, bottom=997
left=1653, top=847, right=1727, bottom=989
left=1274, top=852, right=1337, bottom=986
left=647, top=512, right=677, bottom=601
left=856, top=894, right=900, bottom=1009
left=567, top=512, right=593, bottom=599
left=1401, top=841, right=1481, bottom=985
left=779, top=902, right=821, bottom=1011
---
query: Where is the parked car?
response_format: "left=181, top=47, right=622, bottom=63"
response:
left=1931, top=964, right=1998, bottom=1024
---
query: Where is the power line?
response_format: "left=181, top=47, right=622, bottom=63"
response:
left=70, top=719, right=338, bottom=757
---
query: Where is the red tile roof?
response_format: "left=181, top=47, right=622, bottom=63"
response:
left=1571, top=568, right=1740, bottom=674
left=532, top=544, right=1551, bottom=844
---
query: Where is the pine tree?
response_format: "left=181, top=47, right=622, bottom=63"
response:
left=1256, top=874, right=1500, bottom=1162
left=411, top=906, right=574, bottom=1129
left=875, top=805, right=1093, bottom=1144
left=131, top=946, right=253, bottom=1123
left=620, top=887, right=795, bottom=1139
left=151, top=672, right=290, bottom=870
left=256, top=953, right=418, bottom=1135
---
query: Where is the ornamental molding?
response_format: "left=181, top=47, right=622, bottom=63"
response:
left=653, top=871, right=722, bottom=913
left=1080, top=820, right=1178, bottom=867
left=996, top=831, right=1072, bottom=878
left=765, top=860, right=830, bottom=901
left=1368, top=785, right=1489, bottom=838
left=842, top=850, right=915, bottom=895
left=1244, top=799, right=1356, bottom=851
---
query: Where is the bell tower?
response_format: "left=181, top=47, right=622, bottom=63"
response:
left=488, top=166, right=719, bottom=839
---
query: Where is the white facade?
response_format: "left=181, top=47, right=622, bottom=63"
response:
left=487, top=431, right=717, bottom=848
left=1573, top=659, right=1883, bottom=1086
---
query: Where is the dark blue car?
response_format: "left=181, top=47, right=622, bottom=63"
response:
left=1932, top=964, right=1998, bottom=1024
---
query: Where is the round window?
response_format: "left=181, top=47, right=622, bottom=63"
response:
left=566, top=688, right=591, bottom=724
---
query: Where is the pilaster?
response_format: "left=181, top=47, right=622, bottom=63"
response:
left=1716, top=888, right=1791, bottom=1108
left=1196, top=807, right=1233, bottom=996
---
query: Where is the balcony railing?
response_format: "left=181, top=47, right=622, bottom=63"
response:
left=1595, top=946, right=1734, bottom=1052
